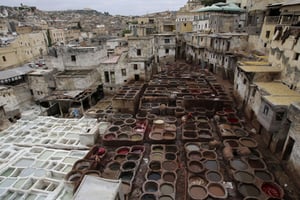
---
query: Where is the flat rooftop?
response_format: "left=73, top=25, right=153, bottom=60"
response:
left=101, top=55, right=120, bottom=64
left=255, top=82, right=300, bottom=96
left=264, top=96, right=300, bottom=106
left=239, top=65, right=281, bottom=73
left=239, top=61, right=270, bottom=66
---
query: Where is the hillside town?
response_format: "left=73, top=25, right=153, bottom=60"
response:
left=0, top=0, right=300, bottom=199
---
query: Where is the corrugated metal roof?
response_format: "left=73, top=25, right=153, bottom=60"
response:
left=239, top=65, right=281, bottom=72
left=0, top=65, right=34, bottom=80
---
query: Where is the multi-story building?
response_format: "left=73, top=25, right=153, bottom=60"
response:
left=0, top=32, right=48, bottom=70
left=48, top=28, right=65, bottom=45
left=127, top=36, right=155, bottom=82
left=154, top=33, right=176, bottom=66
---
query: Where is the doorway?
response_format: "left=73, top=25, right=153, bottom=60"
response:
left=135, top=74, right=140, bottom=81
left=282, top=137, right=295, bottom=160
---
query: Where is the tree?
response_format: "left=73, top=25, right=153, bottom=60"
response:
left=122, top=29, right=131, bottom=37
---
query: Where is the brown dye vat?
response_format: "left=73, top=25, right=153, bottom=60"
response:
left=207, top=183, right=227, bottom=198
left=189, top=185, right=208, bottom=200
left=197, top=122, right=211, bottom=130
left=162, top=161, right=177, bottom=171
left=183, top=131, right=197, bottom=139
left=233, top=170, right=255, bottom=183
left=239, top=138, right=258, bottom=148
left=149, top=161, right=161, bottom=171
left=165, top=153, right=176, bottom=161
left=120, top=126, right=132, bottom=132
left=147, top=171, right=161, bottom=181
left=160, top=183, right=174, bottom=195
left=206, top=170, right=223, bottom=182
left=136, top=112, right=147, bottom=120
left=230, top=158, right=248, bottom=170
left=224, top=139, right=239, bottom=148
left=254, top=170, right=274, bottom=181
left=250, top=149, right=262, bottom=158
left=132, top=145, right=144, bottom=153
left=188, top=160, right=204, bottom=173
left=248, top=158, right=266, bottom=169
left=125, top=118, right=136, bottom=127
left=163, top=132, right=175, bottom=139
left=144, top=181, right=159, bottom=192
left=198, top=129, right=212, bottom=139
left=122, top=161, right=136, bottom=171
left=203, top=160, right=219, bottom=171
left=202, top=151, right=217, bottom=160
left=165, top=116, right=177, bottom=124
left=183, top=123, right=197, bottom=131
left=163, top=172, right=176, bottom=182
left=188, top=151, right=202, bottom=160
left=189, top=176, right=208, bottom=186
left=238, top=183, right=261, bottom=197
left=165, top=145, right=177, bottom=153
left=108, top=161, right=121, bottom=171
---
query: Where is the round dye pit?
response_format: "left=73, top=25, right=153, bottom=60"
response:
left=239, top=138, right=258, bottom=148
left=238, top=183, right=261, bottom=197
left=147, top=172, right=161, bottom=181
left=233, top=170, right=255, bottom=184
left=185, top=144, right=200, bottom=152
left=122, top=161, right=136, bottom=171
left=188, top=161, right=204, bottom=173
left=230, top=158, right=248, bottom=170
left=119, top=171, right=134, bottom=182
left=165, top=153, right=176, bottom=161
left=160, top=183, right=174, bottom=195
left=113, top=120, right=124, bottom=126
left=108, top=162, right=121, bottom=171
left=248, top=158, right=265, bottom=169
left=188, top=151, right=202, bottom=160
left=108, top=126, right=120, bottom=132
left=104, top=133, right=116, bottom=140
left=140, top=193, right=157, bottom=200
left=144, top=181, right=158, bottom=192
left=149, top=161, right=161, bottom=171
left=151, top=152, right=164, bottom=160
left=202, top=151, right=217, bottom=160
left=203, top=160, right=219, bottom=171
left=163, top=172, right=176, bottom=182
left=118, top=133, right=129, bottom=140
left=189, top=185, right=208, bottom=200
left=162, top=161, right=177, bottom=171
left=159, top=195, right=173, bottom=200
left=254, top=170, right=274, bottom=181
left=183, top=131, right=197, bottom=139
left=152, top=145, right=164, bottom=152
left=207, top=183, right=227, bottom=198
left=206, top=170, right=223, bottom=182
left=189, top=176, right=208, bottom=186
left=261, top=182, right=283, bottom=199
left=224, top=139, right=239, bottom=148
left=131, top=134, right=142, bottom=141
left=117, top=147, right=130, bottom=155
left=131, top=146, right=144, bottom=153
left=165, top=146, right=177, bottom=153
left=127, top=153, right=140, bottom=161
left=114, top=154, right=126, bottom=162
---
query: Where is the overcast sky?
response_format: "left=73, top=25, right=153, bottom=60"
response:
left=1, top=0, right=187, bottom=15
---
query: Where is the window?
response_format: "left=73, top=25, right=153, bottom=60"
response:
left=276, top=112, right=284, bottom=121
left=252, top=89, right=256, bottom=97
left=110, top=71, right=115, bottom=83
left=263, top=105, right=269, bottom=115
left=164, top=39, right=170, bottom=43
left=137, top=49, right=141, bottom=56
left=2, top=56, right=6, bottom=62
left=104, top=71, right=109, bottom=83
left=184, top=23, right=187, bottom=27
left=71, top=55, right=76, bottom=62
left=294, top=53, right=300, bottom=60
left=165, top=49, right=169, bottom=54
left=265, top=31, right=270, bottom=38
left=121, top=69, right=126, bottom=76
left=264, top=43, right=267, bottom=47
left=243, top=78, right=247, bottom=84
left=133, top=64, right=138, bottom=70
